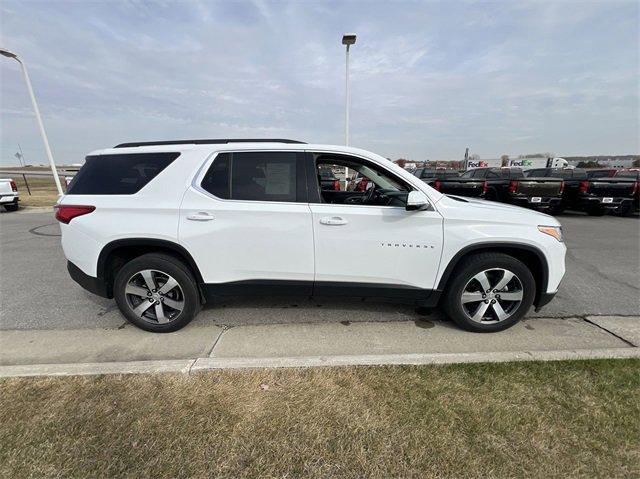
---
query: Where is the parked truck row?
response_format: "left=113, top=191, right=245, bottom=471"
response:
left=411, top=167, right=638, bottom=216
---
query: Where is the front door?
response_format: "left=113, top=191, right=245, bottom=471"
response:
left=309, top=153, right=444, bottom=295
left=179, top=150, right=314, bottom=294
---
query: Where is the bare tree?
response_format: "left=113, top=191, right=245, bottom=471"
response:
left=394, top=159, right=407, bottom=168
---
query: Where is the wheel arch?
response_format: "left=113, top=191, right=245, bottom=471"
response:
left=436, top=242, right=549, bottom=307
left=97, top=239, right=204, bottom=298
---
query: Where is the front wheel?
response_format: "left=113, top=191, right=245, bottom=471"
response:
left=114, top=253, right=200, bottom=332
left=443, top=253, right=536, bottom=332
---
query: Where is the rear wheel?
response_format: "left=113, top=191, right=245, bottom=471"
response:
left=443, top=253, right=535, bottom=332
left=614, top=202, right=633, bottom=217
left=548, top=205, right=565, bottom=215
left=484, top=189, right=498, bottom=202
left=4, top=202, right=18, bottom=212
left=114, top=253, right=200, bottom=332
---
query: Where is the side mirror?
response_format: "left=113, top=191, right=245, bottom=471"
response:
left=406, top=190, right=430, bottom=211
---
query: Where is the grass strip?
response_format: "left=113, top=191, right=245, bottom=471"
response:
left=1, top=359, right=639, bottom=478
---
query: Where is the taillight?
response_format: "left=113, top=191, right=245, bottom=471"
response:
left=10, top=180, right=17, bottom=192
left=579, top=180, right=589, bottom=194
left=559, top=181, right=565, bottom=194
left=633, top=180, right=639, bottom=196
left=509, top=180, right=519, bottom=194
left=333, top=179, right=340, bottom=191
left=434, top=180, right=441, bottom=191
left=54, top=205, right=95, bottom=224
left=483, top=181, right=488, bottom=194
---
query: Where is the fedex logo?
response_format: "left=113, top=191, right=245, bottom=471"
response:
left=468, top=160, right=488, bottom=168
left=509, top=159, right=534, bottom=167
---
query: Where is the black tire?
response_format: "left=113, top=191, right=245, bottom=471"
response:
left=484, top=189, right=498, bottom=202
left=548, top=205, right=565, bottom=215
left=586, top=205, right=605, bottom=216
left=614, top=202, right=633, bottom=217
left=4, top=203, right=18, bottom=212
left=443, top=252, right=536, bottom=333
left=114, top=253, right=200, bottom=332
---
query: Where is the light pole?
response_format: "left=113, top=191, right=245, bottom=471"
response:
left=1, top=48, right=64, bottom=195
left=342, top=33, right=356, bottom=189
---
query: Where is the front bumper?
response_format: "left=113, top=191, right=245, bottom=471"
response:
left=67, top=261, right=110, bottom=298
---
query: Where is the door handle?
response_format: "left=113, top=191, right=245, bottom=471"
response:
left=320, top=216, right=348, bottom=226
left=187, top=212, right=215, bottom=221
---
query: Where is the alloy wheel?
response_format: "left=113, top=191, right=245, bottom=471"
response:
left=124, top=269, right=185, bottom=324
left=460, top=268, right=524, bottom=324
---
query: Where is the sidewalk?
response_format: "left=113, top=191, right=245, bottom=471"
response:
left=1, top=316, right=638, bottom=377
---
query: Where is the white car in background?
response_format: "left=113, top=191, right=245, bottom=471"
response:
left=55, top=139, right=566, bottom=333
left=0, top=178, right=19, bottom=211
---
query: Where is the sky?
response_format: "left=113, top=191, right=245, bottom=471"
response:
left=0, top=0, right=638, bottom=165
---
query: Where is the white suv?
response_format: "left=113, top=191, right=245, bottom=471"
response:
left=56, top=139, right=566, bottom=333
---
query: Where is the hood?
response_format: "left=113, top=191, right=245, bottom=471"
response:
left=436, top=194, right=560, bottom=225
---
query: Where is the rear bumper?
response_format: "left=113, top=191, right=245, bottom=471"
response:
left=0, top=194, right=19, bottom=204
left=67, top=261, right=110, bottom=298
left=578, top=197, right=633, bottom=209
left=510, top=196, right=561, bottom=210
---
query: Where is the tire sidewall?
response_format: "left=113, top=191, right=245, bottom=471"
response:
left=114, top=254, right=199, bottom=333
left=445, top=255, right=536, bottom=332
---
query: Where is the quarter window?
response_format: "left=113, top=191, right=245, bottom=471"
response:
left=201, top=151, right=301, bottom=202
left=66, top=152, right=179, bottom=195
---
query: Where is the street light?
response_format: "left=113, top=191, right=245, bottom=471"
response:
left=0, top=48, right=64, bottom=195
left=341, top=33, right=356, bottom=189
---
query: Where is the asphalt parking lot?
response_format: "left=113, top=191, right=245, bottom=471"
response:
left=0, top=208, right=638, bottom=331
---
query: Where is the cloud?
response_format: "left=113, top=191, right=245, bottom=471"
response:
left=0, top=0, right=638, bottom=165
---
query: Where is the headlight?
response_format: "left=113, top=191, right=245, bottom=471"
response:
left=538, top=225, right=563, bottom=242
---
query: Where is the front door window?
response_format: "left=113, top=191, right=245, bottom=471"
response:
left=313, top=154, right=411, bottom=207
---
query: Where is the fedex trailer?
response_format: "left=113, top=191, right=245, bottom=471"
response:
left=508, top=157, right=568, bottom=169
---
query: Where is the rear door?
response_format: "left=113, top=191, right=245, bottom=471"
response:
left=179, top=150, right=314, bottom=293
left=308, top=152, right=443, bottom=295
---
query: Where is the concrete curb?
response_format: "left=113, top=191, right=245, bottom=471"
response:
left=1, top=347, right=639, bottom=378
left=0, top=359, right=194, bottom=378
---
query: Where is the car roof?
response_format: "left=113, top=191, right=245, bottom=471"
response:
left=88, top=142, right=389, bottom=158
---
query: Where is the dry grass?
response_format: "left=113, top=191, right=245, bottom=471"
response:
left=1, top=359, right=639, bottom=478
left=10, top=176, right=60, bottom=208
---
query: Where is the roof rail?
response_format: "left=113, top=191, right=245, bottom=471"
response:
left=114, top=139, right=306, bottom=148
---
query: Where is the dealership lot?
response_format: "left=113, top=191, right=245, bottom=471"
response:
left=1, top=208, right=638, bottom=331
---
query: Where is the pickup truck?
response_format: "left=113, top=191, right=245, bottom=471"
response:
left=412, top=168, right=460, bottom=187
left=318, top=168, right=340, bottom=191
left=0, top=178, right=19, bottom=212
left=586, top=169, right=617, bottom=179
left=450, top=168, right=564, bottom=211
left=525, top=168, right=636, bottom=216
left=614, top=169, right=639, bottom=210
left=420, top=170, right=485, bottom=198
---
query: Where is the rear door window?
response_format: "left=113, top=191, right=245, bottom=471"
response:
left=66, top=153, right=179, bottom=195
left=201, top=151, right=304, bottom=202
